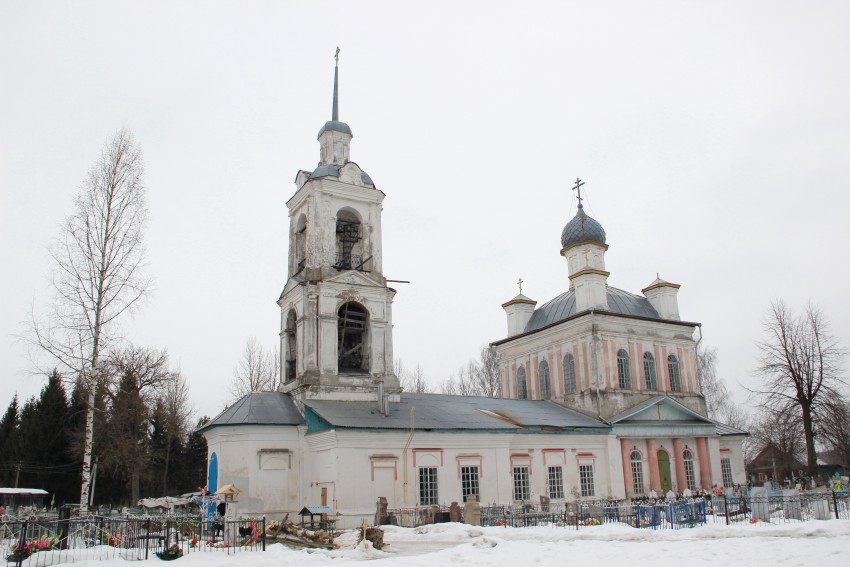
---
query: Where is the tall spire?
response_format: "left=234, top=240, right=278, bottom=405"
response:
left=332, top=46, right=340, bottom=121
left=317, top=47, right=352, bottom=163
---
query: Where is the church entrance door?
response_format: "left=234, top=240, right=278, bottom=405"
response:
left=657, top=450, right=672, bottom=493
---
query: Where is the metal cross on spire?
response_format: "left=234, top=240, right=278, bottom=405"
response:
left=517, top=278, right=524, bottom=295
left=572, top=177, right=585, bottom=208
left=335, top=46, right=340, bottom=65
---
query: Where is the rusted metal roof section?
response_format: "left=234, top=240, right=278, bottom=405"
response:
left=303, top=392, right=607, bottom=432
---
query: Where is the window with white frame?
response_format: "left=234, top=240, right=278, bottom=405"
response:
left=579, top=463, right=595, bottom=497
left=563, top=353, right=576, bottom=394
left=418, top=467, right=438, bottom=505
left=461, top=465, right=480, bottom=502
left=547, top=466, right=564, bottom=500
left=721, top=458, right=733, bottom=487
left=617, top=349, right=631, bottom=389
left=683, top=449, right=696, bottom=491
left=516, top=366, right=528, bottom=400
left=513, top=466, right=531, bottom=501
left=630, top=451, right=645, bottom=495
left=668, top=354, right=681, bottom=392
left=539, top=359, right=550, bottom=399
left=643, top=352, right=657, bottom=390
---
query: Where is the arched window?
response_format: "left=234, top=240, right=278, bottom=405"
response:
left=538, top=359, right=550, bottom=399
left=668, top=354, right=681, bottom=392
left=335, top=208, right=364, bottom=271
left=617, top=349, right=631, bottom=389
left=285, top=309, right=298, bottom=383
left=643, top=352, right=657, bottom=390
left=683, top=449, right=696, bottom=491
left=563, top=353, right=576, bottom=394
left=516, top=366, right=528, bottom=400
left=630, top=451, right=645, bottom=495
left=338, top=302, right=369, bottom=372
left=294, top=214, right=307, bottom=274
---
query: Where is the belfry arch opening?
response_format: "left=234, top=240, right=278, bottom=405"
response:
left=334, top=208, right=365, bottom=271
left=337, top=302, right=369, bottom=373
left=294, top=214, right=307, bottom=274
left=285, top=309, right=298, bottom=383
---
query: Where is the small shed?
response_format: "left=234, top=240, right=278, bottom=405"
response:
left=299, top=505, right=332, bottom=529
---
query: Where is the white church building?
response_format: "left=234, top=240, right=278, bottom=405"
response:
left=201, top=58, right=747, bottom=519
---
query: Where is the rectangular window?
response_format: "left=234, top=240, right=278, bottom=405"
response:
left=513, top=466, right=531, bottom=501
left=631, top=460, right=645, bottom=495
left=684, top=460, right=696, bottom=491
left=418, top=467, right=438, bottom=506
left=579, top=464, right=595, bottom=497
left=461, top=465, right=480, bottom=502
left=547, top=466, right=564, bottom=500
left=721, top=458, right=733, bottom=487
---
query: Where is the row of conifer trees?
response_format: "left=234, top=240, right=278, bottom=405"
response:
left=0, top=353, right=208, bottom=509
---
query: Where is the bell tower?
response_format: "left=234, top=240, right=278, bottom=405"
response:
left=278, top=50, right=399, bottom=404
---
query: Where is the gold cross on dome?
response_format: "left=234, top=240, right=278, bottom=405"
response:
left=517, top=278, right=524, bottom=295
left=572, top=177, right=585, bottom=207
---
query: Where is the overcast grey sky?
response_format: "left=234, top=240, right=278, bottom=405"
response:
left=2, top=1, right=849, bottom=420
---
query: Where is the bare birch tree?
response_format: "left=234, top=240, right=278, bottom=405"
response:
left=697, top=346, right=749, bottom=429
left=441, top=347, right=501, bottom=397
left=753, top=301, right=846, bottom=474
left=474, top=346, right=501, bottom=397
left=29, top=128, right=149, bottom=510
left=228, top=337, right=279, bottom=401
left=396, top=360, right=432, bottom=393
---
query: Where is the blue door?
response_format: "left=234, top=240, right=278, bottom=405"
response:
left=208, top=452, right=218, bottom=493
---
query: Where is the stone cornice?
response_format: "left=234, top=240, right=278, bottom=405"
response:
left=568, top=269, right=610, bottom=281
left=560, top=241, right=610, bottom=256
left=501, top=298, right=538, bottom=309
left=641, top=282, right=681, bottom=294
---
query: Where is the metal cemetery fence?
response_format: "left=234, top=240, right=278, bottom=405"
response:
left=1, top=514, right=266, bottom=566
left=477, top=500, right=707, bottom=530
left=707, top=490, right=849, bottom=525
left=380, top=500, right=707, bottom=530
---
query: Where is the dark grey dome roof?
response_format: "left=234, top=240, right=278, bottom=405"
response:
left=524, top=286, right=659, bottom=332
left=318, top=120, right=352, bottom=137
left=561, top=207, right=606, bottom=248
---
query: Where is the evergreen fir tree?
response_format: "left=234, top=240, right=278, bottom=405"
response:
left=0, top=396, right=20, bottom=486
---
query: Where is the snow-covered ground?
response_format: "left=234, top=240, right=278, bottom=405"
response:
left=25, top=521, right=850, bottom=567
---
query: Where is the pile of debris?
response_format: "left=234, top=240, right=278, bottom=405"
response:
left=265, top=515, right=337, bottom=549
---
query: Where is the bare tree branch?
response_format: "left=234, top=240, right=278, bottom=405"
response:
left=25, top=128, right=150, bottom=510
left=228, top=337, right=278, bottom=402
left=750, top=300, right=846, bottom=474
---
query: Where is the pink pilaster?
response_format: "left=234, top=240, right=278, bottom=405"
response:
left=620, top=438, right=633, bottom=496
left=672, top=438, right=687, bottom=492
left=696, top=437, right=711, bottom=488
left=646, top=439, right=660, bottom=491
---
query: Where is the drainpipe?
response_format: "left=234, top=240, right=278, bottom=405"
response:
left=402, top=407, right=416, bottom=507
left=590, top=309, right=602, bottom=419
left=694, top=324, right=704, bottom=392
